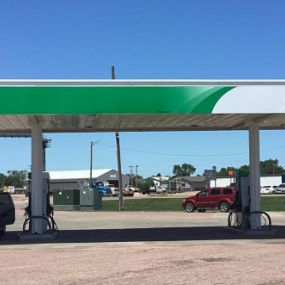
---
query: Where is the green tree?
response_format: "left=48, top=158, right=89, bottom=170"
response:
left=5, top=170, right=28, bottom=187
left=216, top=167, right=236, bottom=177
left=217, top=167, right=228, bottom=177
left=237, top=165, right=249, bottom=177
left=260, top=159, right=283, bottom=175
left=172, top=163, right=196, bottom=177
left=0, top=173, right=6, bottom=187
left=137, top=177, right=154, bottom=192
left=212, top=159, right=284, bottom=179
left=133, top=174, right=143, bottom=187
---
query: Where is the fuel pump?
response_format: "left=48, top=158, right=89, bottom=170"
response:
left=23, top=172, right=58, bottom=233
left=236, top=177, right=251, bottom=229
left=230, top=176, right=271, bottom=231
left=42, top=172, right=50, bottom=219
left=229, top=176, right=251, bottom=229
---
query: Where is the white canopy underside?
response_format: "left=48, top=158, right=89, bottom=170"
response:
left=0, top=113, right=284, bottom=134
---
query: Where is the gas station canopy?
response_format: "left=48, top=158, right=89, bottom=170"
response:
left=2, top=79, right=283, bottom=234
left=0, top=79, right=285, bottom=133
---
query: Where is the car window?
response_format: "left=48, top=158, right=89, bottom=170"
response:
left=211, top=188, right=220, bottom=195
left=198, top=191, right=208, bottom=197
left=223, top=188, right=232, bottom=195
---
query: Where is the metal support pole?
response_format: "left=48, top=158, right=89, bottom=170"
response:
left=42, top=140, right=46, bottom=172
left=135, top=165, right=138, bottom=188
left=116, top=132, right=124, bottom=211
left=249, top=121, right=261, bottom=229
left=90, top=141, right=93, bottom=187
left=89, top=140, right=100, bottom=187
left=31, top=120, right=44, bottom=234
left=129, top=165, right=134, bottom=186
left=112, top=66, right=124, bottom=211
left=42, top=138, right=51, bottom=172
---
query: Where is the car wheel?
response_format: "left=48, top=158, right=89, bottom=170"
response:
left=198, top=209, right=206, bottom=212
left=185, top=202, right=195, bottom=213
left=219, top=201, right=230, bottom=213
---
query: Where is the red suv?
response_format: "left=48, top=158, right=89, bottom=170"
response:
left=182, top=187, right=237, bottom=213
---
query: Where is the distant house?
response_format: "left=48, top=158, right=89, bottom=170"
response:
left=171, top=176, right=209, bottom=192
left=48, top=169, right=129, bottom=191
left=152, top=176, right=170, bottom=191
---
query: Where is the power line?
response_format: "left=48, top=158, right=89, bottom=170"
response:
left=96, top=142, right=248, bottom=157
left=262, top=144, right=285, bottom=151
left=96, top=142, right=285, bottom=158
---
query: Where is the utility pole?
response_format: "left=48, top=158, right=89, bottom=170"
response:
left=116, top=133, right=124, bottom=211
left=113, top=66, right=124, bottom=211
left=129, top=165, right=134, bottom=186
left=90, top=140, right=100, bottom=187
left=135, top=165, right=139, bottom=188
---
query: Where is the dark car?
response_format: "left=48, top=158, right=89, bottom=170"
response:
left=0, top=192, right=15, bottom=235
left=182, top=187, right=237, bottom=213
left=273, top=184, right=285, bottom=194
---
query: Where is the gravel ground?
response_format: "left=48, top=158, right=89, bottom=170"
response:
left=1, top=240, right=285, bottom=285
left=1, top=194, right=285, bottom=285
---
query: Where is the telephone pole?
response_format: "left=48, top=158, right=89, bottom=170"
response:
left=135, top=165, right=139, bottom=188
left=129, top=165, right=134, bottom=186
left=89, top=140, right=100, bottom=187
left=112, top=65, right=124, bottom=211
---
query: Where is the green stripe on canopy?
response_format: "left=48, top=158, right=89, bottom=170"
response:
left=0, top=86, right=234, bottom=114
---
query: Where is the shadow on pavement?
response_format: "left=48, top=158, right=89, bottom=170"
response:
left=2, top=226, right=285, bottom=245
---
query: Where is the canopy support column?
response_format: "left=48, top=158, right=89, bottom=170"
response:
left=31, top=120, right=44, bottom=234
left=249, top=121, right=261, bottom=229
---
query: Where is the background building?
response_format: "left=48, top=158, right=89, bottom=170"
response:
left=171, top=176, right=209, bottom=192
left=210, top=175, right=283, bottom=188
left=48, top=169, right=129, bottom=192
left=152, top=176, right=170, bottom=192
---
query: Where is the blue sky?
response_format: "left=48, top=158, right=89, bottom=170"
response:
left=0, top=0, right=285, bottom=177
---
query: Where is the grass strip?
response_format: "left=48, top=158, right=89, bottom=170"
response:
left=102, top=196, right=285, bottom=212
